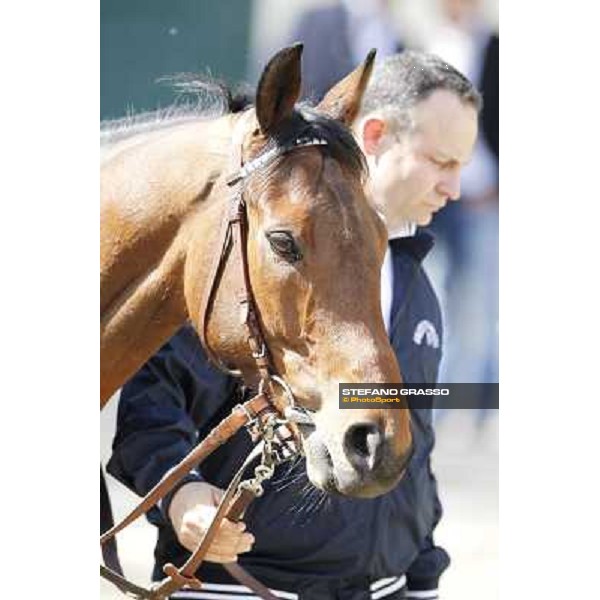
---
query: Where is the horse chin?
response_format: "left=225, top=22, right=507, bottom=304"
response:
left=330, top=468, right=403, bottom=499
left=302, top=429, right=407, bottom=499
left=305, top=455, right=402, bottom=499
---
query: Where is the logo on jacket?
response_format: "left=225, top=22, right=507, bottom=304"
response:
left=413, top=320, right=440, bottom=349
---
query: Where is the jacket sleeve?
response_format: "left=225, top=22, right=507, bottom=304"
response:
left=405, top=532, right=450, bottom=598
left=403, top=248, right=449, bottom=594
left=404, top=410, right=450, bottom=595
left=106, top=326, right=237, bottom=521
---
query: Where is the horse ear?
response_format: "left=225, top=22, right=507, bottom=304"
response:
left=317, top=49, right=377, bottom=126
left=255, top=44, right=303, bottom=135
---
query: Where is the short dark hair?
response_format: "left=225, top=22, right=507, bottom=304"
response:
left=359, top=50, right=482, bottom=130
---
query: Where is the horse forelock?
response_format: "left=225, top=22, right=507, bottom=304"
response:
left=244, top=108, right=369, bottom=243
left=277, top=107, right=367, bottom=184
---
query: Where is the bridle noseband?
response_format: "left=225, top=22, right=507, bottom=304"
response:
left=101, top=123, right=329, bottom=600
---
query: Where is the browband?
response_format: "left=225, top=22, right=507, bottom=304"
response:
left=226, top=135, right=328, bottom=187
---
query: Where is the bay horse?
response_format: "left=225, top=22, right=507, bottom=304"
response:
left=101, top=45, right=411, bottom=499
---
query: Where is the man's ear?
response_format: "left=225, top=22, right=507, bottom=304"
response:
left=361, top=118, right=387, bottom=156
left=316, top=49, right=376, bottom=126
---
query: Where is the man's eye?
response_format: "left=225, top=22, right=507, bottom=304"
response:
left=431, top=156, right=457, bottom=171
left=266, top=231, right=303, bottom=263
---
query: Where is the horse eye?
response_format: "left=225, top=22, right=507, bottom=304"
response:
left=266, top=230, right=303, bottom=263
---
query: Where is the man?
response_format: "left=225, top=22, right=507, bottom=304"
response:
left=427, top=0, right=499, bottom=394
left=108, top=51, right=480, bottom=599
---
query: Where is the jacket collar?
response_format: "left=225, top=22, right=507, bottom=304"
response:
left=389, top=229, right=435, bottom=263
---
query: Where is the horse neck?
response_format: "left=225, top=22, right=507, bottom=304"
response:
left=100, top=113, right=240, bottom=406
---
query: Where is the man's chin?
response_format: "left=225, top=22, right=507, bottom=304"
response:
left=415, top=213, right=434, bottom=226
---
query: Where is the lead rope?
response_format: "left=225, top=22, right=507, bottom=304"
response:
left=100, top=394, right=274, bottom=597
left=100, top=443, right=264, bottom=600
left=100, top=392, right=310, bottom=599
left=149, top=443, right=266, bottom=599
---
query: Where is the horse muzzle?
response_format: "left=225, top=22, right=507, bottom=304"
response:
left=302, top=423, right=413, bottom=498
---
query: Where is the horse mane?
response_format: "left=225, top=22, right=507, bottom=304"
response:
left=100, top=74, right=366, bottom=183
left=100, top=74, right=253, bottom=147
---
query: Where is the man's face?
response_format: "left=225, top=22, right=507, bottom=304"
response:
left=361, top=89, right=478, bottom=229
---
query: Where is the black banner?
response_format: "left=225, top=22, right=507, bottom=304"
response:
left=338, top=383, right=499, bottom=409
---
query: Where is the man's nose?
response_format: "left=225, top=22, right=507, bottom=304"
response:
left=439, top=171, right=461, bottom=201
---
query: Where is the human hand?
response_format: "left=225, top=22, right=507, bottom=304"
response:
left=168, top=481, right=255, bottom=563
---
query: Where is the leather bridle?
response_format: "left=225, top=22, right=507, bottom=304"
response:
left=100, top=122, right=327, bottom=599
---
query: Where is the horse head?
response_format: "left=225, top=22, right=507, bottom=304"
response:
left=185, top=45, right=412, bottom=499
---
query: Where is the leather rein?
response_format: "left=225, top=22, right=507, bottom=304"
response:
left=100, top=125, right=326, bottom=599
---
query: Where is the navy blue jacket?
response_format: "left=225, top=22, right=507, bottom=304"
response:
left=107, top=231, right=449, bottom=596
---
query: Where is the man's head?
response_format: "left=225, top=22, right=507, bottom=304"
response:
left=354, top=51, right=481, bottom=230
left=441, top=0, right=481, bottom=26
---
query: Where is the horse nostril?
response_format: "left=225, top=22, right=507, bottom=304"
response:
left=344, top=422, right=384, bottom=471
